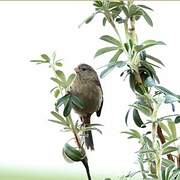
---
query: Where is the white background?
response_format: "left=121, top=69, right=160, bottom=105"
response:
left=0, top=1, right=180, bottom=177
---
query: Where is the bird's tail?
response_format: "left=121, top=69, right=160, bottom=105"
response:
left=85, top=129, right=94, bottom=150
left=82, top=115, right=94, bottom=151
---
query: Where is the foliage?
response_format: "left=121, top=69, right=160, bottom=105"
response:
left=31, top=52, right=102, bottom=180
left=83, top=0, right=180, bottom=179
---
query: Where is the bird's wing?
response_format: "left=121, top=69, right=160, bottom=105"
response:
left=96, top=97, right=103, bottom=117
left=93, top=79, right=103, bottom=117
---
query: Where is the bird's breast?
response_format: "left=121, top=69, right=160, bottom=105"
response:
left=71, top=80, right=102, bottom=116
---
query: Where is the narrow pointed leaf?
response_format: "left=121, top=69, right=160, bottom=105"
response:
left=146, top=54, right=165, bottom=66
left=135, top=40, right=165, bottom=52
left=125, top=108, right=131, bottom=126
left=51, top=111, right=67, bottom=125
left=50, top=77, right=62, bottom=86
left=141, top=9, right=153, bottom=27
left=162, top=146, right=178, bottom=155
left=55, top=62, right=63, bottom=67
left=85, top=13, right=95, bottom=24
left=162, top=138, right=179, bottom=149
left=63, top=96, right=72, bottom=117
left=94, top=47, right=118, bottom=58
left=133, top=109, right=146, bottom=128
left=138, top=5, right=153, bottom=11
left=30, top=60, right=48, bottom=63
left=100, top=64, right=115, bottom=78
left=109, top=49, right=123, bottom=64
left=66, top=73, right=76, bottom=87
left=56, top=94, right=70, bottom=108
left=63, top=143, right=85, bottom=162
left=130, top=104, right=152, bottom=116
left=144, top=76, right=156, bottom=87
left=48, top=119, right=67, bottom=126
left=159, top=122, right=171, bottom=137
left=54, top=89, right=60, bottom=98
left=71, top=95, right=84, bottom=109
left=168, top=120, right=177, bottom=139
left=155, top=86, right=177, bottom=97
left=115, top=61, right=126, bottom=68
left=165, top=95, right=179, bottom=104
left=55, top=70, right=66, bottom=82
left=100, top=35, right=121, bottom=46
left=41, top=54, right=50, bottom=62
left=175, top=116, right=180, bottom=124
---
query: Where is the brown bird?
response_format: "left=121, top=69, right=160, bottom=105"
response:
left=70, top=64, right=103, bottom=150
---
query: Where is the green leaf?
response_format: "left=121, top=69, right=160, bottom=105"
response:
left=50, top=77, right=62, bottom=86
left=100, top=64, right=116, bottom=78
left=79, top=12, right=99, bottom=28
left=141, top=62, right=160, bottom=83
left=133, top=109, right=146, bottom=128
left=124, top=43, right=129, bottom=52
left=129, top=73, right=135, bottom=92
left=143, top=136, right=153, bottom=147
left=55, top=62, right=63, bottom=67
left=54, top=89, right=60, bottom=98
left=143, top=40, right=166, bottom=47
left=100, top=35, right=121, bottom=46
left=102, top=17, right=107, bottom=26
left=146, top=54, right=165, bottom=66
left=56, top=94, right=70, bottom=108
left=162, top=146, right=178, bottom=155
left=30, top=60, right=48, bottom=64
left=159, top=122, right=171, bottom=138
left=50, top=111, right=67, bottom=125
left=138, top=5, right=153, bottom=11
left=136, top=40, right=166, bottom=52
left=122, top=5, right=129, bottom=17
left=155, top=86, right=178, bottom=98
left=169, top=168, right=180, bottom=179
left=94, top=46, right=119, bottom=58
left=130, top=129, right=141, bottom=139
left=109, top=49, right=123, bottom=64
left=148, top=174, right=158, bottom=179
left=84, top=127, right=102, bottom=134
left=144, top=76, right=156, bottom=87
left=41, top=54, right=50, bottom=62
left=100, top=60, right=126, bottom=78
left=162, top=138, right=179, bottom=149
left=88, top=123, right=103, bottom=127
left=168, top=120, right=177, bottom=139
left=130, top=103, right=152, bottom=116
left=115, top=61, right=126, bottom=68
left=66, top=73, right=76, bottom=87
left=71, top=95, right=84, bottom=109
left=55, top=70, right=66, bottom=82
left=141, top=9, right=153, bottom=27
left=175, top=116, right=180, bottom=124
left=139, top=50, right=146, bottom=61
left=162, top=158, right=174, bottom=168
left=63, top=96, right=72, bottom=117
left=63, top=143, right=85, bottom=162
left=48, top=119, right=66, bottom=126
left=121, top=129, right=141, bottom=139
left=165, top=95, right=179, bottom=104
left=85, top=13, right=95, bottom=24
left=125, top=108, right=131, bottom=126
left=50, top=86, right=58, bottom=93
left=129, top=4, right=140, bottom=16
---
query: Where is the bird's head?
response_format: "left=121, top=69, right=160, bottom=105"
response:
left=74, top=64, right=98, bottom=81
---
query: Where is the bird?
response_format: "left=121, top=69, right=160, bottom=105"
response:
left=70, top=64, right=103, bottom=150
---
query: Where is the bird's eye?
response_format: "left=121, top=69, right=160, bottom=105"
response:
left=81, top=68, right=86, bottom=71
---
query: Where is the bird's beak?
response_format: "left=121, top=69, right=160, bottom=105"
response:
left=74, top=67, right=80, bottom=74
